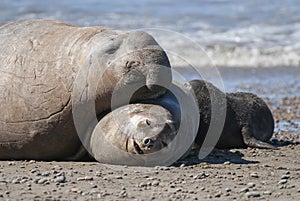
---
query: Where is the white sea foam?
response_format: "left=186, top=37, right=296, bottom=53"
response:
left=1, top=0, right=299, bottom=67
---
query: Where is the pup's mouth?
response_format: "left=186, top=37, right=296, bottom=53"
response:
left=133, top=140, right=144, bottom=154
left=125, top=138, right=144, bottom=154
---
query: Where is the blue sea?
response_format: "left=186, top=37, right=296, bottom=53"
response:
left=1, top=0, right=300, bottom=67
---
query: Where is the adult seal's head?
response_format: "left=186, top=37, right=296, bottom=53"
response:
left=72, top=28, right=173, bottom=156
left=85, top=30, right=172, bottom=108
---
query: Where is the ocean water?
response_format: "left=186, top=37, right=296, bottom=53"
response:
left=1, top=0, right=300, bottom=67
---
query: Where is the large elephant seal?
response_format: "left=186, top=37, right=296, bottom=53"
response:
left=0, top=19, right=172, bottom=160
left=189, top=80, right=276, bottom=149
left=89, top=82, right=199, bottom=166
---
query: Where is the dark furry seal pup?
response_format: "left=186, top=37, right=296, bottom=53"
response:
left=189, top=79, right=276, bottom=149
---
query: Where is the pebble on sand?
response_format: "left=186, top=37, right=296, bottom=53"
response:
left=278, top=179, right=288, bottom=185
left=245, top=191, right=260, bottom=198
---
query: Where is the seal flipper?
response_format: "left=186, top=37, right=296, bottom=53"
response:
left=241, top=126, right=278, bottom=149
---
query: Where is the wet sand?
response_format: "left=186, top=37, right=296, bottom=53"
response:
left=0, top=67, right=299, bottom=201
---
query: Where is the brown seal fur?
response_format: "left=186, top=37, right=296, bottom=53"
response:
left=189, top=80, right=276, bottom=149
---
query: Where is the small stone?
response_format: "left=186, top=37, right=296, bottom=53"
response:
left=180, top=164, right=186, bottom=168
left=138, top=182, right=147, bottom=188
left=245, top=191, right=260, bottom=198
left=84, top=176, right=93, bottom=181
left=81, top=192, right=89, bottom=196
left=29, top=160, right=36, bottom=164
left=206, top=194, right=212, bottom=198
left=55, top=172, right=64, bottom=177
left=20, top=179, right=28, bottom=184
left=95, top=171, right=101, bottom=177
left=41, top=172, right=50, bottom=177
left=0, top=178, right=7, bottom=185
left=152, top=180, right=160, bottom=186
left=225, top=188, right=231, bottom=192
left=223, top=161, right=231, bottom=165
left=278, top=179, right=287, bottom=185
left=250, top=172, right=259, bottom=178
left=52, top=170, right=59, bottom=175
left=71, top=188, right=78, bottom=193
left=52, top=165, right=62, bottom=170
left=281, top=175, right=290, bottom=180
left=54, top=175, right=66, bottom=183
left=33, top=177, right=40, bottom=183
left=193, top=172, right=209, bottom=179
left=8, top=162, right=15, bottom=166
left=247, top=182, right=256, bottom=188
left=119, top=190, right=127, bottom=197
left=37, top=178, right=48, bottom=184
left=90, top=189, right=99, bottom=194
left=263, top=191, right=272, bottom=195
left=31, top=168, right=39, bottom=174
left=214, top=191, right=222, bottom=197
left=240, top=187, right=249, bottom=193
left=12, top=178, right=20, bottom=184
left=77, top=176, right=92, bottom=181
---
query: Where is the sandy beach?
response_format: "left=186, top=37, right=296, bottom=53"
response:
left=0, top=67, right=299, bottom=201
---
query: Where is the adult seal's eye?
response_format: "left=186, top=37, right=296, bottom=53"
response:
left=145, top=119, right=151, bottom=126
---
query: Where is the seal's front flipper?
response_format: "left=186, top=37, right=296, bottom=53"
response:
left=241, top=126, right=278, bottom=149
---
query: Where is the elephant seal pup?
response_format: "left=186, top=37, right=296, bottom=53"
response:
left=89, top=82, right=199, bottom=166
left=89, top=104, right=178, bottom=165
left=0, top=19, right=171, bottom=161
left=189, top=80, right=276, bottom=149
